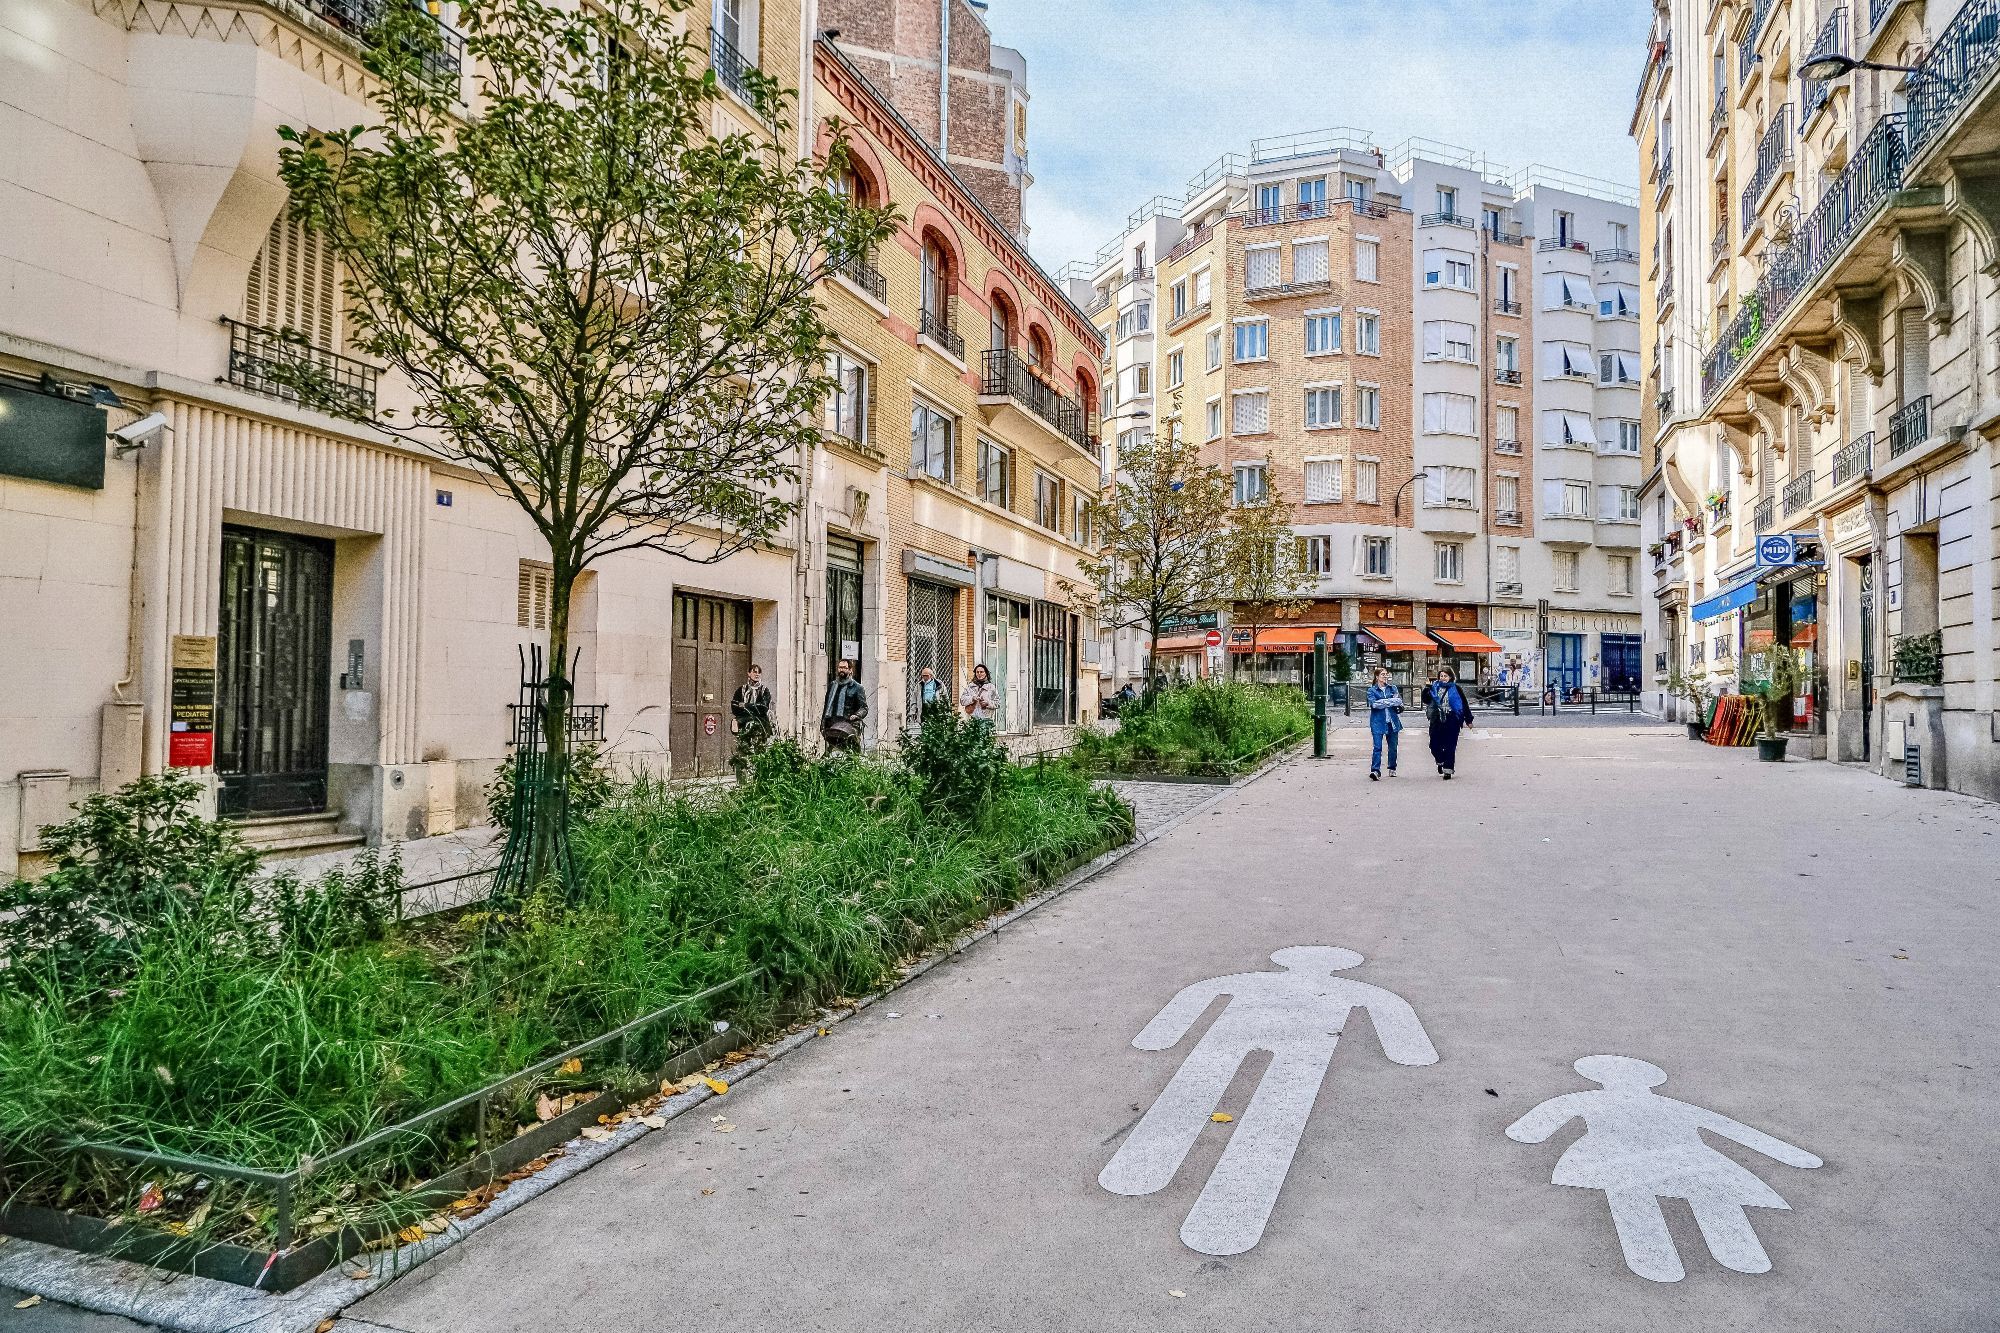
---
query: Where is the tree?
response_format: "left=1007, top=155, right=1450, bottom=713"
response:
left=277, top=0, right=892, bottom=894
left=1067, top=408, right=1234, bottom=696
left=1221, top=464, right=1313, bottom=682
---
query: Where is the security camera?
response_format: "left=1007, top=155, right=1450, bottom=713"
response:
left=110, top=412, right=170, bottom=453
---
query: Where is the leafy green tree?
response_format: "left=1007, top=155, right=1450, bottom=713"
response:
left=277, top=0, right=892, bottom=892
left=1221, top=463, right=1314, bottom=681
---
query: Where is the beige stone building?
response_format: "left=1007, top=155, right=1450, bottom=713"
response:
left=0, top=0, right=1094, bottom=875
left=1638, top=0, right=2000, bottom=800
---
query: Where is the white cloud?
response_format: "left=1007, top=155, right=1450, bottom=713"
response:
left=991, top=0, right=1652, bottom=270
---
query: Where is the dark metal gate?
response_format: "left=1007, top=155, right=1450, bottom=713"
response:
left=825, top=535, right=864, bottom=684
left=905, top=579, right=956, bottom=722
left=216, top=525, right=333, bottom=816
left=1032, top=601, right=1076, bottom=727
left=671, top=592, right=751, bottom=776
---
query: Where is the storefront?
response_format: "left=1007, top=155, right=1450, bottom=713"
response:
left=1424, top=605, right=1498, bottom=685
left=1226, top=625, right=1344, bottom=684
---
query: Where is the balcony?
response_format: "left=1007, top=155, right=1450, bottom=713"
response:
left=1494, top=579, right=1524, bottom=597
left=709, top=25, right=756, bottom=104
left=979, top=348, right=1093, bottom=454
left=1538, top=238, right=1593, bottom=254
left=1742, top=104, right=1793, bottom=221
left=918, top=307, right=964, bottom=361
left=1495, top=438, right=1523, bottom=456
left=1420, top=211, right=1477, bottom=229
left=1494, top=510, right=1523, bottom=528
left=1493, top=298, right=1523, bottom=316
left=1162, top=223, right=1215, bottom=265
left=1242, top=200, right=1340, bottom=228
left=1832, top=432, right=1874, bottom=485
left=1488, top=228, right=1525, bottom=247
left=1494, top=368, right=1523, bottom=386
left=1802, top=8, right=1850, bottom=122
left=221, top=316, right=378, bottom=420
left=1907, top=0, right=2000, bottom=155
left=310, top=0, right=463, bottom=83
left=1656, top=271, right=1675, bottom=310
left=1782, top=471, right=1815, bottom=515
left=1888, top=395, right=1930, bottom=458
left=1752, top=496, right=1775, bottom=533
left=1656, top=388, right=1675, bottom=418
left=1164, top=301, right=1212, bottom=335
left=833, top=250, right=886, bottom=303
left=1652, top=151, right=1675, bottom=200
left=1710, top=220, right=1730, bottom=272
left=1595, top=248, right=1640, bottom=264
left=1710, top=95, right=1729, bottom=142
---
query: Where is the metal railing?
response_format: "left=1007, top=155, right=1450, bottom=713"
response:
left=1595, top=247, right=1640, bottom=263
left=1802, top=8, right=1849, bottom=121
left=307, top=0, right=462, bottom=82
left=1711, top=221, right=1730, bottom=268
left=1538, top=238, right=1592, bottom=254
left=1653, top=150, right=1674, bottom=195
left=1888, top=395, right=1930, bottom=457
left=1494, top=508, right=1523, bottom=526
left=980, top=348, right=1093, bottom=452
left=1495, top=438, right=1523, bottom=455
left=1494, top=298, right=1523, bottom=316
left=1782, top=471, right=1815, bottom=515
left=1870, top=0, right=1899, bottom=28
left=1907, top=0, right=2000, bottom=155
left=1833, top=432, right=1874, bottom=484
left=1489, top=228, right=1525, bottom=247
left=709, top=25, right=756, bottom=102
left=1420, top=211, right=1477, bottom=228
left=1494, top=368, right=1523, bottom=385
left=1657, top=388, right=1675, bottom=417
left=1163, top=222, right=1215, bottom=264
left=834, top=250, right=886, bottom=302
left=507, top=702, right=608, bottom=748
left=918, top=306, right=965, bottom=360
left=1743, top=104, right=1793, bottom=220
left=221, top=317, right=379, bottom=419
left=1710, top=96, right=1729, bottom=140
left=1753, top=496, right=1775, bottom=533
left=1656, top=272, right=1675, bottom=308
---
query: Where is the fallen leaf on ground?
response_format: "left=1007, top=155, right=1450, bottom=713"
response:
left=1210, top=1113, right=1233, bottom=1123
left=535, top=1092, right=560, bottom=1121
left=557, top=1058, right=583, bottom=1075
left=317, top=1319, right=338, bottom=1332
left=1169, top=1290, right=1186, bottom=1299
left=15, top=1294, right=43, bottom=1309
left=396, top=1225, right=427, bottom=1245
left=717, top=1124, right=735, bottom=1134
left=640, top=1115, right=668, bottom=1129
left=580, top=1126, right=613, bottom=1142
left=702, top=1077, right=729, bottom=1095
left=701, top=1188, right=715, bottom=1196
left=137, top=1182, right=163, bottom=1212
left=816, top=1027, right=829, bottom=1037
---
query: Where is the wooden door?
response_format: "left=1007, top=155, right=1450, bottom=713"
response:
left=672, top=593, right=752, bottom=776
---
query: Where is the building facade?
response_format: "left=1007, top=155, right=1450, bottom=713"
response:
left=1075, top=135, right=1643, bottom=694
left=1638, top=0, right=2000, bottom=801
left=0, top=0, right=1095, bottom=876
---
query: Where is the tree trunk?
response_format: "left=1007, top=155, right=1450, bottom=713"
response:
left=531, top=561, right=577, bottom=892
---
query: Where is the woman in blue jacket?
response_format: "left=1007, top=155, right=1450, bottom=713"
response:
left=1367, top=666, right=1403, bottom=780
left=1424, top=667, right=1476, bottom=779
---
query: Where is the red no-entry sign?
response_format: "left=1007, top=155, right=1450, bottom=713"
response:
left=1204, top=629, right=1224, bottom=647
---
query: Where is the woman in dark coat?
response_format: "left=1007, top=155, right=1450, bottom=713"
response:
left=1424, top=667, right=1475, bottom=779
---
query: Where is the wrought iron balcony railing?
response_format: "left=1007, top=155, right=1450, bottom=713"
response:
left=1743, top=104, right=1793, bottom=216
left=1595, top=248, right=1640, bottom=264
left=1752, top=496, right=1775, bottom=533
left=834, top=250, right=886, bottom=302
left=1907, top=0, right=2000, bottom=155
left=1419, top=211, right=1476, bottom=229
left=1782, top=471, right=1815, bottom=515
left=980, top=348, right=1093, bottom=453
left=1802, top=8, right=1849, bottom=121
left=1888, top=395, right=1930, bottom=457
left=1538, top=238, right=1592, bottom=254
left=1832, top=432, right=1874, bottom=485
left=1494, top=368, right=1523, bottom=385
left=221, top=316, right=378, bottom=419
left=918, top=306, right=965, bottom=361
left=1494, top=510, right=1523, bottom=528
left=1495, top=438, right=1523, bottom=455
left=309, top=0, right=462, bottom=83
left=709, top=26, right=756, bottom=102
left=1493, top=298, right=1523, bottom=316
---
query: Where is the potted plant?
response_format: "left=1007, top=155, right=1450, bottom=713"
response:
left=1749, top=644, right=1805, bottom=761
left=1667, top=668, right=1712, bottom=739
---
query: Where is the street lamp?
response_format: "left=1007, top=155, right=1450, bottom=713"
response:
left=1391, top=466, right=1433, bottom=519
left=1796, top=52, right=1949, bottom=90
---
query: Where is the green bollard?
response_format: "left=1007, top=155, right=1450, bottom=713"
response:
left=1312, top=632, right=1328, bottom=759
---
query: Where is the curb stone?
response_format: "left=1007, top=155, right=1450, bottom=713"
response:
left=0, top=758, right=1289, bottom=1333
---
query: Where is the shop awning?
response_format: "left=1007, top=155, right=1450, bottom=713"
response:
left=1692, top=575, right=1759, bottom=623
left=1154, top=633, right=1208, bottom=652
left=1227, top=626, right=1341, bottom=653
left=1429, top=628, right=1505, bottom=654
left=1361, top=624, right=1434, bottom=653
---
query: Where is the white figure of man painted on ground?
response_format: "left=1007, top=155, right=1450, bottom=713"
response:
left=1099, top=946, right=1437, bottom=1256
left=1506, top=1056, right=1823, bottom=1283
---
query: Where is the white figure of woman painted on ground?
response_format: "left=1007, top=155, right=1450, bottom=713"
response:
left=1099, top=946, right=1437, bottom=1256
left=1506, top=1056, right=1823, bottom=1283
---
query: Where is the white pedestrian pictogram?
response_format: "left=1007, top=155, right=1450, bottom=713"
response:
left=1506, top=1056, right=1823, bottom=1282
left=1098, top=946, right=1437, bottom=1255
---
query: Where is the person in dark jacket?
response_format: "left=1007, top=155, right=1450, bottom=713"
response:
left=820, top=659, right=867, bottom=752
left=728, top=663, right=773, bottom=782
left=1424, top=667, right=1475, bottom=779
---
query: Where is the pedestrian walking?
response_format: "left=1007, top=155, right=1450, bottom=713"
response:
left=819, top=658, right=867, bottom=753
left=960, top=663, right=998, bottom=725
left=1366, top=667, right=1402, bottom=780
left=914, top=666, right=949, bottom=723
left=1424, top=667, right=1475, bottom=779
left=728, top=662, right=773, bottom=782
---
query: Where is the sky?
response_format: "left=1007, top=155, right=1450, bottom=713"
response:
left=986, top=0, right=1655, bottom=273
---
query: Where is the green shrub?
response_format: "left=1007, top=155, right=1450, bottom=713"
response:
left=1074, top=680, right=1308, bottom=775
left=896, top=712, right=1010, bottom=815
left=484, top=743, right=615, bottom=827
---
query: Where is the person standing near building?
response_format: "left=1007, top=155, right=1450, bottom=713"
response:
left=1367, top=667, right=1402, bottom=780
left=960, top=663, right=999, bottom=725
left=728, top=662, right=773, bottom=781
left=820, top=659, right=867, bottom=753
left=1424, top=667, right=1475, bottom=779
left=915, top=666, right=948, bottom=723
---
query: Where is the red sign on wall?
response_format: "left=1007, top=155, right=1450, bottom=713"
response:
left=168, top=729, right=215, bottom=768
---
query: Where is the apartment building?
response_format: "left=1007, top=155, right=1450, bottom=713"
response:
left=0, top=0, right=1096, bottom=876
left=1638, top=0, right=2000, bottom=800
left=1075, top=135, right=1643, bottom=695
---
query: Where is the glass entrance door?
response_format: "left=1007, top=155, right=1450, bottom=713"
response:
left=1546, top=633, right=1584, bottom=697
left=984, top=595, right=1029, bottom=733
left=216, top=525, right=333, bottom=816
left=1600, top=634, right=1642, bottom=693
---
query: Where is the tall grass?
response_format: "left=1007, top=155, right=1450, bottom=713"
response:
left=1073, top=680, right=1310, bottom=776
left=0, top=753, right=1129, bottom=1247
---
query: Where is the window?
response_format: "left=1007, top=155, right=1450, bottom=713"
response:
left=920, top=236, right=950, bottom=328
left=1543, top=342, right=1595, bottom=379
left=517, top=560, right=552, bottom=629
left=1423, top=465, right=1477, bottom=508
left=1423, top=321, right=1476, bottom=363
left=1134, top=242, right=1147, bottom=270
left=1482, top=206, right=1504, bottom=236
left=1610, top=220, right=1630, bottom=249
left=1422, top=392, right=1477, bottom=436
left=1608, top=553, right=1635, bottom=596
left=989, top=299, right=1013, bottom=354
left=1345, top=176, right=1373, bottom=203
left=1602, top=485, right=1641, bottom=522
left=1357, top=313, right=1380, bottom=355
left=1496, top=474, right=1520, bottom=518
left=1135, top=364, right=1152, bottom=396
left=977, top=437, right=1011, bottom=507
left=827, top=350, right=869, bottom=444
left=1494, top=545, right=1521, bottom=587
left=1293, top=239, right=1330, bottom=283
left=1246, top=246, right=1281, bottom=292
left=1423, top=249, right=1474, bottom=289
left=1541, top=409, right=1598, bottom=448
left=1355, top=238, right=1379, bottom=282
left=1598, top=284, right=1640, bottom=318
left=1193, top=268, right=1212, bottom=308
left=1233, top=461, right=1268, bottom=506
left=1034, top=470, right=1061, bottom=529
left=1205, top=328, right=1223, bottom=371
left=1116, top=427, right=1144, bottom=458
left=1603, top=419, right=1642, bottom=454
left=1304, top=385, right=1342, bottom=429
left=1545, top=274, right=1596, bottom=310
left=1072, top=491, right=1094, bottom=547
left=1255, top=183, right=1282, bottom=222
left=1554, top=210, right=1575, bottom=245
left=911, top=398, right=954, bottom=480
left=1300, top=534, right=1335, bottom=574
left=1205, top=398, right=1222, bottom=440
left=1496, top=337, right=1519, bottom=372
left=1434, top=541, right=1464, bottom=583
left=1363, top=535, right=1394, bottom=577
left=1357, top=385, right=1381, bottom=429
left=1299, top=177, right=1328, bottom=216
left=1496, top=404, right=1520, bottom=443
left=1171, top=280, right=1187, bottom=320
left=1356, top=458, right=1380, bottom=503
left=1304, top=457, right=1343, bottom=503
left=1232, top=390, right=1270, bottom=435
left=1233, top=320, right=1269, bottom=362
left=1166, top=349, right=1184, bottom=388
left=1598, top=351, right=1640, bottom=385
left=1553, top=549, right=1580, bottom=592
left=1116, top=302, right=1152, bottom=339
left=1305, top=310, right=1341, bottom=354
left=1544, top=478, right=1592, bottom=518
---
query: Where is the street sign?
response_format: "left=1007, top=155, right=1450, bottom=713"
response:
left=1203, top=629, right=1224, bottom=648
left=1757, top=534, right=1797, bottom=567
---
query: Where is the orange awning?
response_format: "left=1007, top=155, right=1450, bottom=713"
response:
left=1154, top=633, right=1209, bottom=652
left=1227, top=626, right=1341, bottom=653
left=1430, top=628, right=1506, bottom=654
left=1361, top=624, right=1434, bottom=653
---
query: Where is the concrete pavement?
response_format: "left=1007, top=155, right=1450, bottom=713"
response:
left=329, top=722, right=2000, bottom=1333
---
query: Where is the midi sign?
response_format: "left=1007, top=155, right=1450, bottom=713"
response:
left=1756, top=534, right=1797, bottom=567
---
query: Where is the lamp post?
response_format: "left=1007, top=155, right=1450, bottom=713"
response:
left=1390, top=466, right=1433, bottom=519
left=1796, top=52, right=1950, bottom=91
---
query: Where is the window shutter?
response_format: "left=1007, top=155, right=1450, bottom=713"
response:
left=1446, top=394, right=1475, bottom=436
left=1247, top=248, right=1280, bottom=289
left=245, top=212, right=339, bottom=348
left=1194, top=269, right=1211, bottom=306
left=1293, top=240, right=1329, bottom=283
left=1423, top=323, right=1444, bottom=358
left=517, top=560, right=552, bottom=630
left=1445, top=466, right=1475, bottom=505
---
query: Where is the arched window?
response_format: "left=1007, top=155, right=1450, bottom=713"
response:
left=1027, top=326, right=1052, bottom=369
left=920, top=236, right=951, bottom=334
left=989, top=293, right=1015, bottom=354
